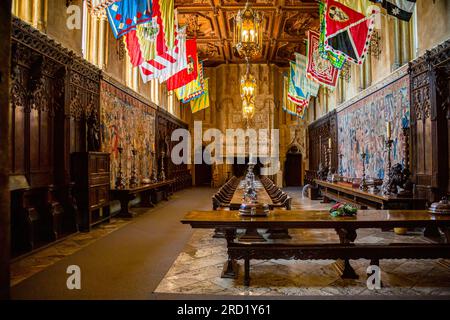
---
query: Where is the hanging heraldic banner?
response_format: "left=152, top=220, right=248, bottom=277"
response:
left=306, top=30, right=340, bottom=90
left=324, top=0, right=378, bottom=65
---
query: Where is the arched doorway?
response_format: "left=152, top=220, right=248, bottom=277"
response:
left=284, top=146, right=302, bottom=186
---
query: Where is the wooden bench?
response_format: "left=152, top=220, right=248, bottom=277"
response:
left=111, top=179, right=175, bottom=218
left=181, top=210, right=450, bottom=286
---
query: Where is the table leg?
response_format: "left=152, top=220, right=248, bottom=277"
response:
left=221, top=229, right=239, bottom=279
left=140, top=191, right=155, bottom=208
left=118, top=196, right=135, bottom=218
left=239, top=228, right=266, bottom=242
left=440, top=227, right=450, bottom=243
left=244, top=256, right=250, bottom=287
left=424, top=225, right=441, bottom=238
left=213, top=228, right=226, bottom=238
left=163, top=187, right=169, bottom=201
left=267, top=228, right=291, bottom=239
left=335, top=227, right=358, bottom=279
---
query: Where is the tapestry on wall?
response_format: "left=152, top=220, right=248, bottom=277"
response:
left=337, top=73, right=410, bottom=180
left=100, top=82, right=156, bottom=186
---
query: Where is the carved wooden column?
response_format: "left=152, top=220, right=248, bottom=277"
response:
left=0, top=0, right=12, bottom=300
left=410, top=40, right=450, bottom=203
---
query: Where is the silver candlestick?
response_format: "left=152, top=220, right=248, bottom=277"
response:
left=129, top=149, right=138, bottom=187
left=151, top=150, right=158, bottom=182
left=381, top=139, right=394, bottom=195
left=158, top=151, right=166, bottom=181
left=360, top=152, right=368, bottom=191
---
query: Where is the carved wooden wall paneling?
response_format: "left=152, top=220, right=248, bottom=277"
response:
left=156, top=109, right=189, bottom=181
left=9, top=17, right=99, bottom=256
left=307, top=110, right=338, bottom=181
left=11, top=18, right=72, bottom=189
left=409, top=39, right=450, bottom=202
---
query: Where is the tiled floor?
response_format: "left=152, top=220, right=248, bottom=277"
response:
left=154, top=188, right=450, bottom=297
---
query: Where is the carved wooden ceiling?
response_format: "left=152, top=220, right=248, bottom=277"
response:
left=175, top=0, right=320, bottom=67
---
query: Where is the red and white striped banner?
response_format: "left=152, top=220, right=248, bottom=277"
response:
left=139, top=27, right=186, bottom=83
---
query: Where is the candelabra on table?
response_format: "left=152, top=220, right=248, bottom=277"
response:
left=151, top=150, right=158, bottom=182
left=158, top=151, right=166, bottom=181
left=360, top=152, right=368, bottom=191
left=115, top=146, right=125, bottom=189
left=326, top=146, right=334, bottom=182
left=397, top=126, right=413, bottom=197
left=141, top=150, right=151, bottom=185
left=381, top=138, right=394, bottom=195
left=402, top=126, right=410, bottom=171
left=339, top=153, right=344, bottom=176
left=129, top=149, right=138, bottom=187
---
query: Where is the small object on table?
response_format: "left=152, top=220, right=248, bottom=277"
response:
left=330, top=203, right=358, bottom=217
left=239, top=202, right=270, bottom=217
left=394, top=227, right=408, bottom=235
left=429, top=197, right=450, bottom=215
left=360, top=152, right=368, bottom=191
left=129, top=149, right=138, bottom=187
left=381, top=138, right=394, bottom=195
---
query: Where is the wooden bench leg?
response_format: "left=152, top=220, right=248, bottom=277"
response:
left=334, top=259, right=359, bottom=279
left=342, top=259, right=358, bottom=279
left=441, top=227, right=450, bottom=243
left=244, top=256, right=250, bottom=287
left=221, top=258, right=239, bottom=279
left=222, top=228, right=239, bottom=279
left=213, top=228, right=225, bottom=238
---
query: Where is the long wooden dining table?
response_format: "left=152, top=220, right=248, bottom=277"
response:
left=182, top=209, right=450, bottom=286
left=229, top=179, right=273, bottom=210
left=220, top=179, right=279, bottom=242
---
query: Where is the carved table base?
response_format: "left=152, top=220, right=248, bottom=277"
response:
left=238, top=228, right=266, bottom=242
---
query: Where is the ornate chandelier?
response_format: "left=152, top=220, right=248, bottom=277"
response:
left=241, top=60, right=257, bottom=120
left=233, top=1, right=263, bottom=59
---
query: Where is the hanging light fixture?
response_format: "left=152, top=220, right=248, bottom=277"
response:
left=233, top=1, right=263, bottom=59
left=241, top=59, right=257, bottom=120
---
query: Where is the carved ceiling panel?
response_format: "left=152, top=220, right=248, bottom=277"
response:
left=174, top=0, right=319, bottom=67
